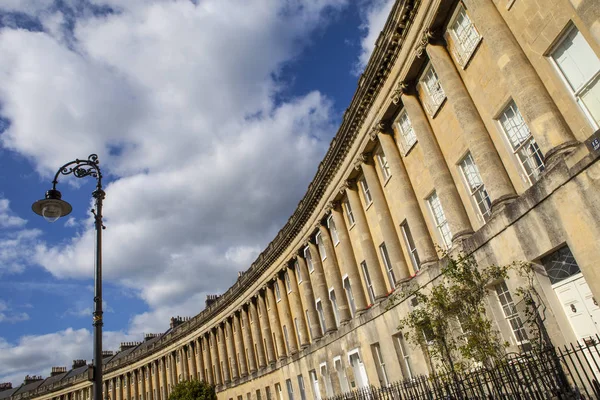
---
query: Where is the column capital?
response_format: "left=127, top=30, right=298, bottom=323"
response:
left=415, top=28, right=435, bottom=58
left=369, top=120, right=392, bottom=141
left=354, top=153, right=373, bottom=170
left=391, top=81, right=408, bottom=105
left=344, top=179, right=357, bottom=191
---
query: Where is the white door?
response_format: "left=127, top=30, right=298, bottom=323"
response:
left=349, top=352, right=369, bottom=389
left=554, top=273, right=600, bottom=344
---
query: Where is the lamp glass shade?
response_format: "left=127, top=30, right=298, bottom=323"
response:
left=32, top=198, right=72, bottom=223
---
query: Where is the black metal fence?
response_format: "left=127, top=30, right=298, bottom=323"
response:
left=325, top=337, right=600, bottom=399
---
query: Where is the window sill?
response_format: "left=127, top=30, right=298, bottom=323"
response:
left=458, top=39, right=482, bottom=70
left=287, top=290, right=292, bottom=295
left=334, top=240, right=340, bottom=247
left=402, top=141, right=417, bottom=157
left=348, top=222, right=356, bottom=231
left=365, top=201, right=374, bottom=211
left=427, top=97, right=446, bottom=118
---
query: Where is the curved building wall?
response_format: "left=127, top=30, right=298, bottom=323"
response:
left=4, top=1, right=600, bottom=400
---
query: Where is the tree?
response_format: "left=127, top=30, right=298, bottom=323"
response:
left=168, top=380, right=216, bottom=400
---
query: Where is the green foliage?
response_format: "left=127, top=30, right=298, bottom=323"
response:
left=168, top=380, right=216, bottom=400
left=395, top=253, right=513, bottom=374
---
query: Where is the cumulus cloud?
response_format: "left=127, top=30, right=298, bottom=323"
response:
left=0, top=301, right=29, bottom=324
left=0, top=0, right=349, bottom=378
left=0, top=198, right=26, bottom=228
left=355, top=0, right=395, bottom=73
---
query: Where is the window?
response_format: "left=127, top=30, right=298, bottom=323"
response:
left=359, top=177, right=372, bottom=205
left=275, top=282, right=282, bottom=302
left=273, top=333, right=279, bottom=359
left=305, top=310, right=313, bottom=341
left=343, top=277, right=356, bottom=318
left=309, top=370, right=321, bottom=400
left=265, top=387, right=272, bottom=400
left=286, top=379, right=294, bottom=400
left=379, top=243, right=396, bottom=289
left=316, top=299, right=326, bottom=335
left=247, top=393, right=251, bottom=400
left=551, top=25, right=600, bottom=127
left=294, top=318, right=301, bottom=345
left=319, top=363, right=333, bottom=398
left=327, top=215, right=339, bottom=245
left=295, top=260, right=302, bottom=283
left=420, top=64, right=446, bottom=115
left=447, top=3, right=481, bottom=66
left=283, top=325, right=291, bottom=354
left=459, top=152, right=492, bottom=221
left=400, top=222, right=420, bottom=272
left=541, top=246, right=581, bottom=284
left=495, top=281, right=529, bottom=346
left=274, top=383, right=283, bottom=400
left=256, top=390, right=262, bottom=400
left=315, top=232, right=327, bottom=260
left=297, top=375, right=307, bottom=400
left=361, top=261, right=376, bottom=304
left=393, top=333, right=414, bottom=380
left=285, top=271, right=292, bottom=293
left=304, top=246, right=314, bottom=273
left=334, top=357, right=350, bottom=393
left=498, top=100, right=545, bottom=184
left=371, top=343, right=390, bottom=387
left=427, top=191, right=452, bottom=249
left=344, top=200, right=355, bottom=226
left=329, top=289, right=340, bottom=328
left=396, top=109, right=417, bottom=153
left=377, top=152, right=391, bottom=181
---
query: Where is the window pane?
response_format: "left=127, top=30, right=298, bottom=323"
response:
left=427, top=192, right=452, bottom=248
left=552, top=27, right=600, bottom=91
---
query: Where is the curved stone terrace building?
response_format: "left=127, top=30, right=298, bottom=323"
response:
left=3, top=0, right=600, bottom=399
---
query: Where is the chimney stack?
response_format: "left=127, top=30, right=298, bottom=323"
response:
left=205, top=294, right=221, bottom=308
left=50, top=367, right=66, bottom=377
left=0, top=383, right=13, bottom=392
left=144, top=333, right=162, bottom=342
left=72, top=360, right=87, bottom=369
left=102, top=351, right=114, bottom=359
left=169, top=316, right=190, bottom=329
left=119, top=342, right=142, bottom=352
left=23, top=376, right=43, bottom=386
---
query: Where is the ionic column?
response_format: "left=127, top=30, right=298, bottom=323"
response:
left=307, top=240, right=337, bottom=332
left=276, top=273, right=299, bottom=354
left=344, top=183, right=388, bottom=300
left=195, top=339, right=205, bottom=382
left=169, top=353, right=177, bottom=387
left=287, top=262, right=310, bottom=347
left=233, top=313, right=249, bottom=376
left=141, top=368, right=147, bottom=400
left=217, top=324, right=231, bottom=383
left=265, top=284, right=287, bottom=359
left=111, top=378, right=116, bottom=400
left=257, top=292, right=277, bottom=364
left=125, top=373, right=131, bottom=400
left=249, top=298, right=267, bottom=367
left=160, top=358, right=167, bottom=399
left=426, top=43, right=517, bottom=209
left=189, top=343, right=197, bottom=380
left=225, top=318, right=239, bottom=380
left=318, top=223, right=351, bottom=323
left=359, top=157, right=411, bottom=283
left=375, top=132, right=437, bottom=266
left=180, top=348, right=188, bottom=381
left=330, top=203, right=369, bottom=312
left=401, top=93, right=473, bottom=243
left=201, top=336, right=214, bottom=384
left=240, top=306, right=258, bottom=372
left=132, top=371, right=138, bottom=400
left=463, top=0, right=578, bottom=161
left=118, top=377, right=123, bottom=400
left=209, top=329, right=222, bottom=385
left=295, top=255, right=323, bottom=340
left=153, top=362, right=160, bottom=400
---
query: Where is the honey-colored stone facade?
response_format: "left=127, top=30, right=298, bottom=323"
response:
left=4, top=1, right=600, bottom=400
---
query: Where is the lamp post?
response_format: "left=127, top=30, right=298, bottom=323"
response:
left=32, top=154, right=105, bottom=400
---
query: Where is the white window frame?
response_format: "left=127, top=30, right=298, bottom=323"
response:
left=379, top=242, right=396, bottom=289
left=549, top=24, right=600, bottom=129
left=344, top=199, right=355, bottom=226
left=458, top=152, right=492, bottom=222
left=304, top=246, right=314, bottom=273
left=297, top=375, right=307, bottom=400
left=426, top=191, right=453, bottom=249
left=333, top=356, right=350, bottom=393
left=275, top=383, right=283, bottom=400
left=393, top=333, right=414, bottom=380
left=295, top=260, right=303, bottom=284
left=359, top=177, right=373, bottom=206
left=274, top=281, right=282, bottom=302
left=395, top=108, right=417, bottom=154
left=309, top=370, right=321, bottom=400
left=376, top=151, right=391, bottom=181
left=285, top=271, right=292, bottom=293
left=305, top=310, right=313, bottom=342
left=316, top=232, right=327, bottom=261
left=283, top=325, right=291, bottom=354
left=315, top=299, right=326, bottom=335
left=342, top=275, right=356, bottom=318
left=361, top=261, right=376, bottom=304
left=294, top=318, right=301, bottom=346
left=495, top=281, right=529, bottom=346
left=326, top=215, right=340, bottom=246
left=329, top=288, right=340, bottom=328
left=285, top=379, right=294, bottom=400
left=446, top=3, right=481, bottom=67
left=497, top=100, right=545, bottom=185
left=319, top=362, right=334, bottom=398
left=400, top=221, right=420, bottom=272
left=419, top=63, right=446, bottom=116
left=371, top=343, right=390, bottom=387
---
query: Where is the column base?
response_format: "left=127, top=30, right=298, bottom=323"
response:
left=544, top=140, right=580, bottom=167
left=451, top=228, right=474, bottom=245
left=490, top=193, right=519, bottom=216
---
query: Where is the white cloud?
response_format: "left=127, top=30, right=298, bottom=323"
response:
left=0, top=0, right=349, bottom=373
left=0, top=198, right=26, bottom=228
left=355, top=0, right=395, bottom=73
left=0, top=228, right=42, bottom=275
left=0, top=301, right=29, bottom=324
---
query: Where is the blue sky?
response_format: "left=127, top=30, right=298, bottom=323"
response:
left=0, top=0, right=394, bottom=383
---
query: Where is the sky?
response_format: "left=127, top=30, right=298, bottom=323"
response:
left=0, top=0, right=395, bottom=384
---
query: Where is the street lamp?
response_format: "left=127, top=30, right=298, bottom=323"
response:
left=32, top=154, right=105, bottom=400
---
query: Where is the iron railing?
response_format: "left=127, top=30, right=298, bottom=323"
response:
left=325, top=336, right=600, bottom=399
